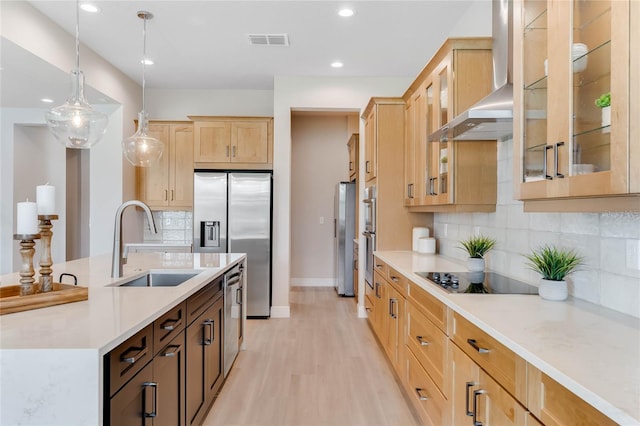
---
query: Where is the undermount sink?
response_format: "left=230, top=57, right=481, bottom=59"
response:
left=113, top=270, right=200, bottom=287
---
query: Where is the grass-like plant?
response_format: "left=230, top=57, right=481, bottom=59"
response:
left=524, top=245, right=584, bottom=281
left=458, top=235, right=496, bottom=259
left=595, top=92, right=611, bottom=108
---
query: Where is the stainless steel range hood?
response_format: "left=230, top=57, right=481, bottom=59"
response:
left=429, top=0, right=513, bottom=142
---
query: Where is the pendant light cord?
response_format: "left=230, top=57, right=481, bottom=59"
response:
left=142, top=14, right=147, bottom=114
left=75, top=0, right=80, bottom=70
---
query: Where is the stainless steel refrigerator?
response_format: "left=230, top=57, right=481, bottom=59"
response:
left=334, top=182, right=356, bottom=296
left=194, top=171, right=272, bottom=318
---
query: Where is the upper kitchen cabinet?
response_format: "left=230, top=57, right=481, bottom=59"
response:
left=136, top=122, right=194, bottom=210
left=348, top=133, right=359, bottom=182
left=404, top=38, right=497, bottom=212
left=192, top=117, right=273, bottom=170
left=514, top=0, right=640, bottom=211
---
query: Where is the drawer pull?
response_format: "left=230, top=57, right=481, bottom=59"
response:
left=143, top=381, right=158, bottom=418
left=160, top=317, right=181, bottom=331
left=120, top=346, right=147, bottom=364
left=161, top=345, right=180, bottom=357
left=376, top=264, right=384, bottom=269
left=416, top=336, right=430, bottom=346
left=203, top=319, right=214, bottom=345
left=390, top=276, right=399, bottom=282
left=415, top=388, right=429, bottom=401
left=473, top=389, right=487, bottom=426
left=465, top=381, right=478, bottom=416
left=467, top=338, right=489, bottom=354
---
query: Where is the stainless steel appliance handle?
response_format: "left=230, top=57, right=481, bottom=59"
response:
left=236, top=287, right=242, bottom=305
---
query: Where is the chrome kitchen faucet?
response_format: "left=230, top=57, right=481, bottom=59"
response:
left=111, top=200, right=157, bottom=278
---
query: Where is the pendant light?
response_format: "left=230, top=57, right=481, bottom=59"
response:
left=122, top=11, right=163, bottom=167
left=45, top=0, right=108, bottom=148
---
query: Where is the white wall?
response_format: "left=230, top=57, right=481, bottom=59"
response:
left=434, top=139, right=640, bottom=318
left=290, top=114, right=354, bottom=286
left=146, top=89, right=273, bottom=119
left=272, top=76, right=412, bottom=317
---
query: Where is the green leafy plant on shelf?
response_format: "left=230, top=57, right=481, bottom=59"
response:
left=458, top=235, right=496, bottom=259
left=524, top=245, right=584, bottom=281
left=594, top=92, right=611, bottom=108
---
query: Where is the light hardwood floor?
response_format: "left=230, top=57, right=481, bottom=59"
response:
left=203, top=287, right=420, bottom=426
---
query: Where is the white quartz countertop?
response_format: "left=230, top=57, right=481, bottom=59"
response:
left=0, top=252, right=245, bottom=355
left=375, top=250, right=640, bottom=425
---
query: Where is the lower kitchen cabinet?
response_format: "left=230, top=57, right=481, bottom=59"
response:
left=109, top=361, right=155, bottom=426
left=406, top=348, right=448, bottom=425
left=186, top=293, right=224, bottom=426
left=154, top=331, right=186, bottom=426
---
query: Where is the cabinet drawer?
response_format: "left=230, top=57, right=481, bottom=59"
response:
left=154, top=301, right=187, bottom=356
left=108, top=324, right=154, bottom=397
left=187, top=277, right=223, bottom=325
left=373, top=257, right=388, bottom=277
left=387, top=266, right=408, bottom=296
left=364, top=293, right=374, bottom=319
left=408, top=281, right=447, bottom=333
left=407, top=302, right=448, bottom=396
left=452, top=312, right=526, bottom=402
left=406, top=349, right=449, bottom=426
left=527, top=365, right=616, bottom=426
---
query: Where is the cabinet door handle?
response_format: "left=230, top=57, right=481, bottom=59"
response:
left=465, top=381, right=478, bottom=416
left=164, top=189, right=168, bottom=201
left=375, top=282, right=381, bottom=299
left=161, top=344, right=180, bottom=357
left=467, top=339, right=489, bottom=354
left=390, top=276, right=399, bottom=282
left=160, top=317, right=181, bottom=331
left=416, top=336, right=429, bottom=346
left=120, top=346, right=147, bottom=364
left=365, top=161, right=370, bottom=173
left=544, top=145, right=553, bottom=180
left=473, top=389, right=487, bottom=426
left=170, top=189, right=174, bottom=201
left=415, top=388, right=429, bottom=401
left=226, top=146, right=230, bottom=158
left=432, top=177, right=438, bottom=195
left=232, top=146, right=237, bottom=157
left=203, top=319, right=214, bottom=345
left=390, top=298, right=398, bottom=319
left=349, top=161, right=353, bottom=171
left=143, top=381, right=158, bottom=418
left=554, top=141, right=565, bottom=178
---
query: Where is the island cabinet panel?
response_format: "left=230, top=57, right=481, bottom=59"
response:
left=154, top=331, right=186, bottom=426
left=192, top=117, right=273, bottom=170
left=109, top=361, right=154, bottom=426
left=186, top=293, right=224, bottom=426
left=527, top=364, right=617, bottom=426
left=108, top=324, right=154, bottom=397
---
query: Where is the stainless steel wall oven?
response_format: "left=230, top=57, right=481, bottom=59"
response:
left=362, top=186, right=376, bottom=289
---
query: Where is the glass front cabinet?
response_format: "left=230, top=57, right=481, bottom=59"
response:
left=513, top=0, right=639, bottom=209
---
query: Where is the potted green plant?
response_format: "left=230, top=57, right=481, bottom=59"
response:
left=524, top=245, right=584, bottom=301
left=458, top=235, right=496, bottom=272
left=595, top=92, right=611, bottom=129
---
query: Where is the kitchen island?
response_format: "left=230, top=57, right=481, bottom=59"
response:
left=0, top=252, right=245, bottom=425
left=373, top=250, right=640, bottom=425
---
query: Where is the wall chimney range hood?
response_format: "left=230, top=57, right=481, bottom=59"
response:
left=429, top=0, right=513, bottom=142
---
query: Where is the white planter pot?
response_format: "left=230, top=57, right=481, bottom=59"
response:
left=466, top=257, right=485, bottom=272
left=538, top=279, right=568, bottom=301
left=601, top=106, right=611, bottom=132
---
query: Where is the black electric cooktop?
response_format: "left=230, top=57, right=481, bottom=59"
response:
left=414, top=271, right=539, bottom=295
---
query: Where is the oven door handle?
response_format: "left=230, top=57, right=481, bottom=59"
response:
left=362, top=231, right=374, bottom=237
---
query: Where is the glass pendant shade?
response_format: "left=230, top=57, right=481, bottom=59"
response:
left=122, top=112, right=163, bottom=167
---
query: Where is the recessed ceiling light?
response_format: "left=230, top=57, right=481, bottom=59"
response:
left=331, top=61, right=344, bottom=68
left=141, top=59, right=154, bottom=65
left=41, top=98, right=54, bottom=103
left=80, top=3, right=100, bottom=13
left=338, top=8, right=354, bottom=17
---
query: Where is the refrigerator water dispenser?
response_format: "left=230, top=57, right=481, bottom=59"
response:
left=201, top=221, right=220, bottom=247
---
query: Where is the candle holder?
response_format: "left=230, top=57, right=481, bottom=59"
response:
left=13, top=234, right=41, bottom=296
left=38, top=215, right=58, bottom=293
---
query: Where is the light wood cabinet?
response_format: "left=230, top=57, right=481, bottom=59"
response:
left=347, top=133, right=359, bottom=182
left=192, top=117, right=273, bottom=170
left=137, top=122, right=194, bottom=210
left=406, top=349, right=449, bottom=425
left=402, top=38, right=498, bottom=213
left=513, top=0, right=640, bottom=211
left=527, top=364, right=617, bottom=426
left=362, top=98, right=432, bottom=251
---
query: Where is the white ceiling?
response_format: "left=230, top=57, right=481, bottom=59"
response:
left=25, top=0, right=487, bottom=91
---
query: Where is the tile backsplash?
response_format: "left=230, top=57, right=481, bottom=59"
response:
left=433, top=139, right=640, bottom=319
left=144, top=211, right=193, bottom=244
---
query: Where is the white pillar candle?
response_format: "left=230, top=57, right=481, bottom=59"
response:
left=17, top=201, right=39, bottom=235
left=36, top=184, right=56, bottom=215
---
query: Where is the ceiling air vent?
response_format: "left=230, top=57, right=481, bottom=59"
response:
left=248, top=34, right=290, bottom=46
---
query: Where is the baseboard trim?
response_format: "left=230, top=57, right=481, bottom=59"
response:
left=358, top=304, right=368, bottom=318
left=290, top=278, right=335, bottom=287
left=270, top=305, right=290, bottom=318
